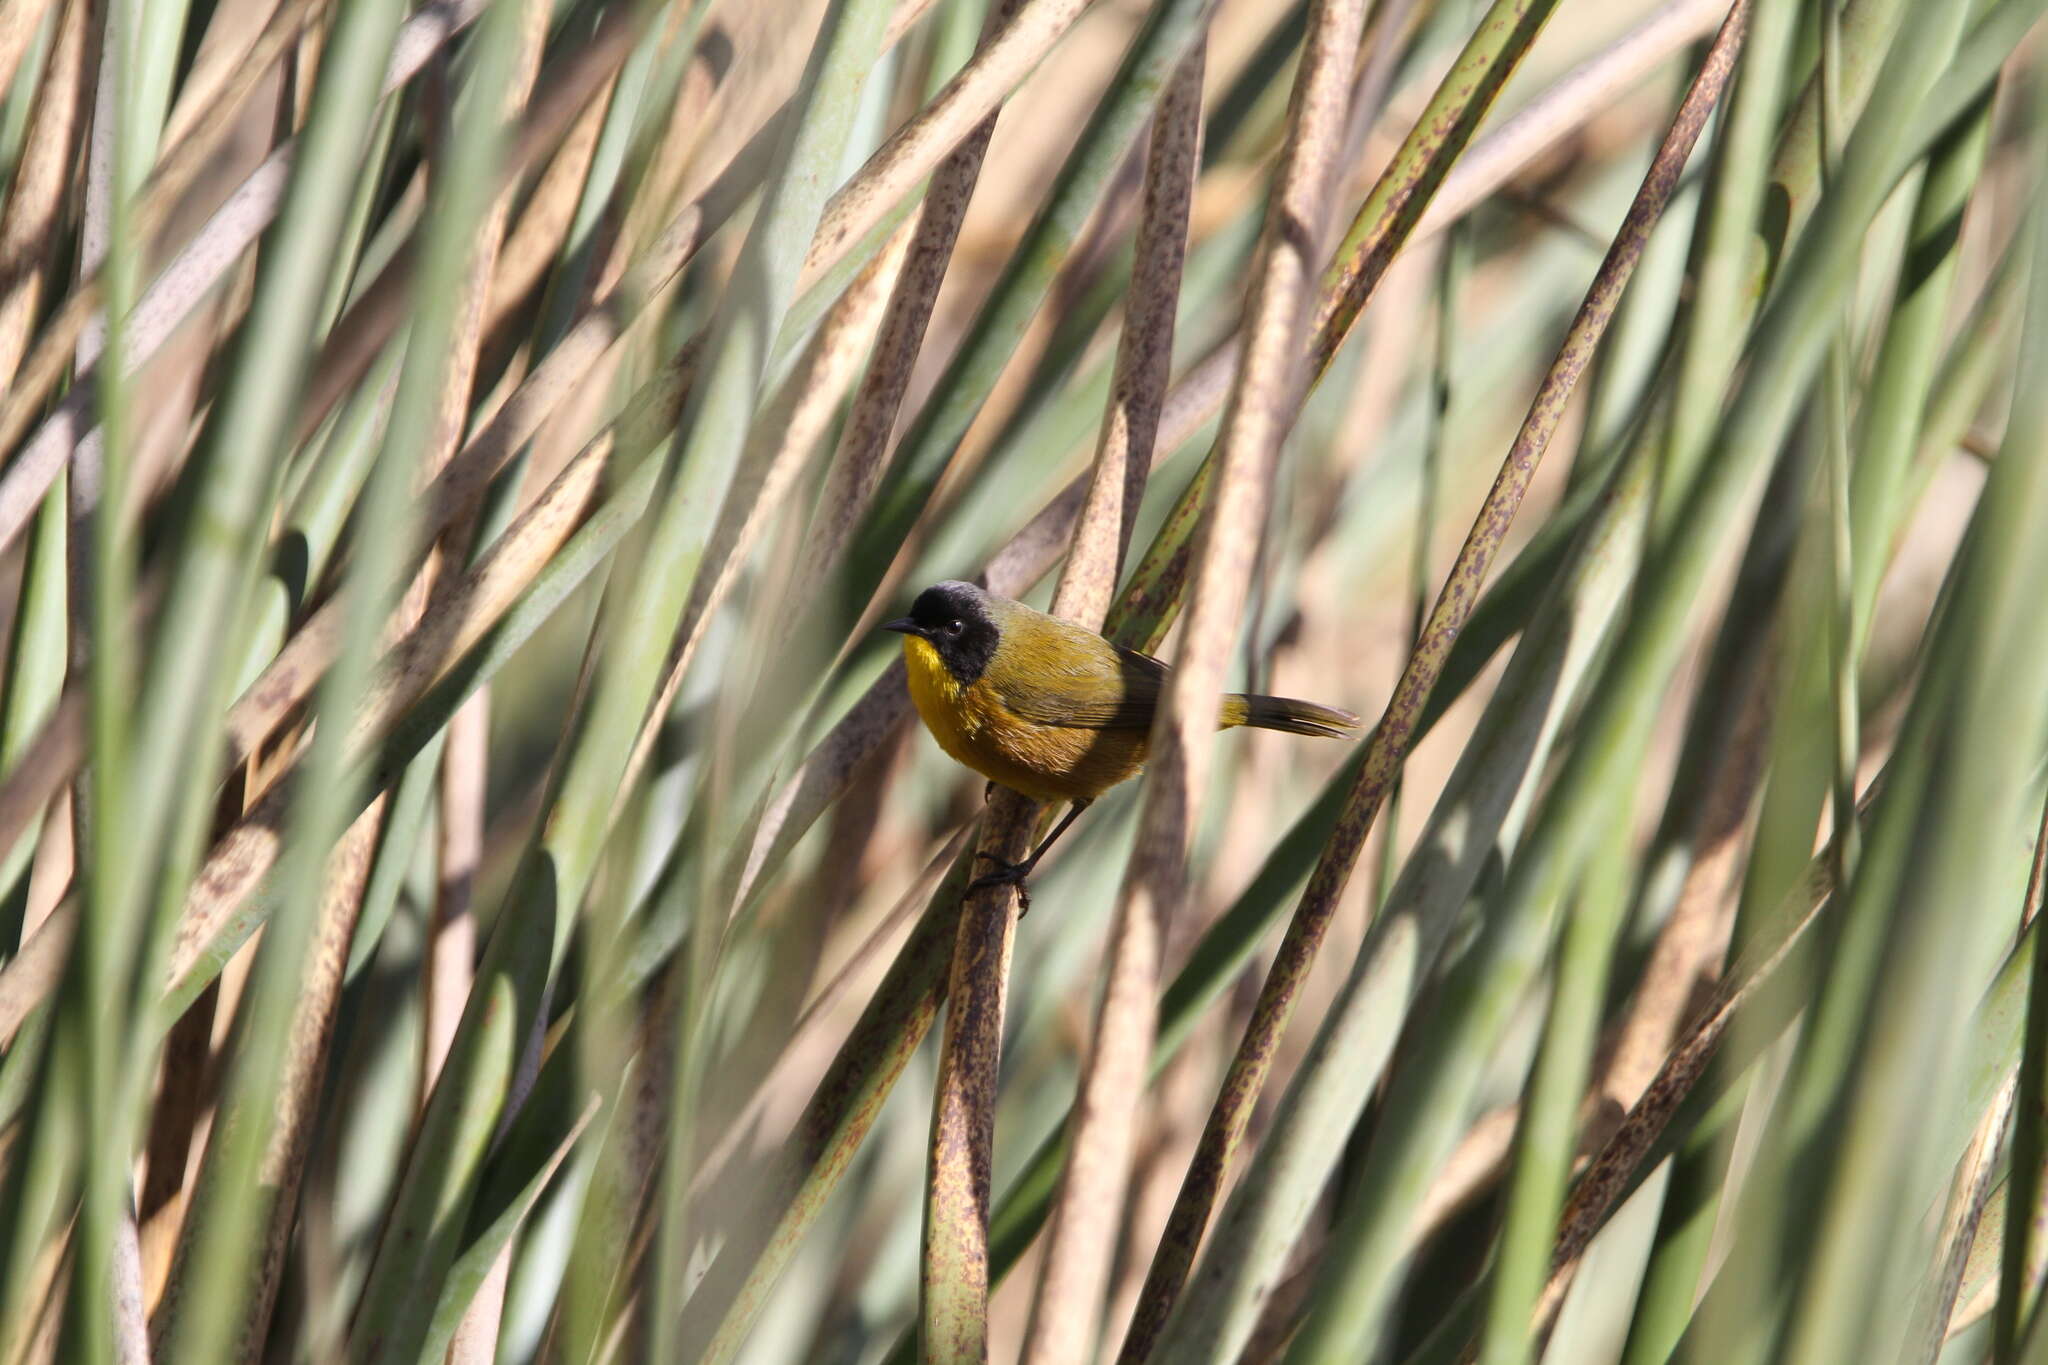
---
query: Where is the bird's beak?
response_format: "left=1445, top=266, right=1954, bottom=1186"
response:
left=882, top=617, right=918, bottom=636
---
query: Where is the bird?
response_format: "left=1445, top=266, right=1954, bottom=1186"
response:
left=884, top=579, right=1360, bottom=892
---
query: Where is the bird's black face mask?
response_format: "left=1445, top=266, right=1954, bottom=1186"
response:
left=884, top=580, right=999, bottom=685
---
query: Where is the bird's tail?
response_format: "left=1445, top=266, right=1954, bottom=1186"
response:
left=1222, top=693, right=1361, bottom=739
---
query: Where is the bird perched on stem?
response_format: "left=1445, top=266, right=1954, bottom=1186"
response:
left=885, top=580, right=1360, bottom=893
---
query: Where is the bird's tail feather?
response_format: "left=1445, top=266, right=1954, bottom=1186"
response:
left=1223, top=693, right=1361, bottom=738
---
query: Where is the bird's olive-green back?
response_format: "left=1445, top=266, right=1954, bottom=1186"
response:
left=979, top=597, right=1168, bottom=731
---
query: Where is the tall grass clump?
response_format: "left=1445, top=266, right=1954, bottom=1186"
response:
left=0, top=0, right=2041, bottom=1360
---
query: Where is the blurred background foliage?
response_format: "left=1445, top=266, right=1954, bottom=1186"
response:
left=0, top=0, right=2039, bottom=1360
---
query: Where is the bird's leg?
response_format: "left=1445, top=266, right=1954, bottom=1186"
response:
left=969, top=799, right=1093, bottom=896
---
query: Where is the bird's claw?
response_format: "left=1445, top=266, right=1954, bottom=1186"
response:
left=970, top=851, right=1028, bottom=884
left=968, top=853, right=1032, bottom=910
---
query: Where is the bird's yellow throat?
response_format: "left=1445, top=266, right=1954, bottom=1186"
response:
left=901, top=631, right=949, bottom=685
left=900, top=631, right=987, bottom=774
left=902, top=632, right=964, bottom=717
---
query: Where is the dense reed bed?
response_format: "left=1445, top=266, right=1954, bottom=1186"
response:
left=0, top=0, right=2039, bottom=1360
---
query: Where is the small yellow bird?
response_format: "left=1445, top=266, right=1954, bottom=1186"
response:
left=886, top=580, right=1361, bottom=888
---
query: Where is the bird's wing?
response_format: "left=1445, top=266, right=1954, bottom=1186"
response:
left=993, top=630, right=1167, bottom=731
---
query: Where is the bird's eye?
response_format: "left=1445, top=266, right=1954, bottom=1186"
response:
left=946, top=619, right=964, bottom=635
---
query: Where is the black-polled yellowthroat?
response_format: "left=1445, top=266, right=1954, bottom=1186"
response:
left=885, top=580, right=1361, bottom=889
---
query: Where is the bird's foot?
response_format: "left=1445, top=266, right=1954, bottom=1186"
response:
left=968, top=852, right=1033, bottom=911
left=970, top=851, right=1028, bottom=884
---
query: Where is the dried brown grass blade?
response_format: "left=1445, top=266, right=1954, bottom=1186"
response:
left=0, top=0, right=59, bottom=108
left=801, top=0, right=1094, bottom=291
left=921, top=787, right=1035, bottom=1362
left=0, top=0, right=95, bottom=391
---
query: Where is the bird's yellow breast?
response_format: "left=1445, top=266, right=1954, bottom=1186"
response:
left=901, top=635, right=1147, bottom=802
